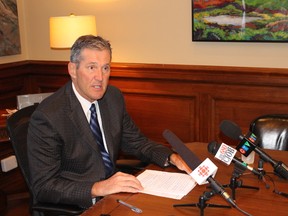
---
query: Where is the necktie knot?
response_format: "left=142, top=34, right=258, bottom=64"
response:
left=90, top=103, right=96, bottom=113
left=90, top=104, right=97, bottom=121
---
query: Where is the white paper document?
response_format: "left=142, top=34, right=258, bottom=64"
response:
left=136, top=169, right=197, bottom=200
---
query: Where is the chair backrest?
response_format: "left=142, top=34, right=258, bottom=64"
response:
left=6, top=104, right=84, bottom=215
left=6, top=104, right=38, bottom=194
left=249, top=114, right=288, bottom=151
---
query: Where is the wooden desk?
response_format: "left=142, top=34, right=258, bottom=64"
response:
left=82, top=143, right=288, bottom=216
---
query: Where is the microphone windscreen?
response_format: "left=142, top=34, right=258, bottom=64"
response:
left=207, top=141, right=220, bottom=155
left=162, top=129, right=201, bottom=170
left=220, top=120, right=242, bottom=140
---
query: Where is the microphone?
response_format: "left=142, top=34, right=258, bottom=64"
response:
left=258, top=159, right=270, bottom=189
left=207, top=141, right=262, bottom=176
left=162, top=129, right=237, bottom=208
left=257, top=159, right=265, bottom=179
left=220, top=120, right=288, bottom=180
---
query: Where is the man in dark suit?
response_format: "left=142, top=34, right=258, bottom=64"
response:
left=27, top=35, right=191, bottom=209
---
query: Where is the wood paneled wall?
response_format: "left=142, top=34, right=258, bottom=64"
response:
left=1, top=61, right=288, bottom=145
left=109, top=63, right=288, bottom=146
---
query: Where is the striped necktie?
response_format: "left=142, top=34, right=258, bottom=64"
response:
left=90, top=103, right=113, bottom=176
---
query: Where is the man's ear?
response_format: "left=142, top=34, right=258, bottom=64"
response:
left=68, top=62, right=76, bottom=79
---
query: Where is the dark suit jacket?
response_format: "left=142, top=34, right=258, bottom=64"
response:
left=27, top=81, right=172, bottom=208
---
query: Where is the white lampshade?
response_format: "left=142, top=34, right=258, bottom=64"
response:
left=49, top=14, right=97, bottom=48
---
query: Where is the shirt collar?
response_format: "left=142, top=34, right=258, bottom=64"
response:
left=72, top=83, right=97, bottom=120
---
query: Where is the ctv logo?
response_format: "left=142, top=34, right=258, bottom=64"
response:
left=239, top=141, right=251, bottom=154
left=248, top=133, right=257, bottom=144
left=236, top=133, right=257, bottom=156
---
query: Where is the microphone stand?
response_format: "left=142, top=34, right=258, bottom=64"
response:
left=173, top=190, right=231, bottom=216
left=222, top=165, right=259, bottom=200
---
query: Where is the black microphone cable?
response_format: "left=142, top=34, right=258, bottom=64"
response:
left=263, top=173, right=288, bottom=199
left=234, top=204, right=253, bottom=216
left=255, top=165, right=288, bottom=199
left=273, top=189, right=288, bottom=198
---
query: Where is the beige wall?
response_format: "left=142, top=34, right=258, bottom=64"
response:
left=1, top=0, right=287, bottom=68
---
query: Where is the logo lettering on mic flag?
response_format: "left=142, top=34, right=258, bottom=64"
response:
left=190, top=158, right=218, bottom=185
left=215, top=143, right=237, bottom=165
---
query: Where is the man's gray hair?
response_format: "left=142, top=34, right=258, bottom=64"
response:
left=70, top=35, right=112, bottom=68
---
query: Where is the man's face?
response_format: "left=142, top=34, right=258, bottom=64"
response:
left=68, top=48, right=111, bottom=102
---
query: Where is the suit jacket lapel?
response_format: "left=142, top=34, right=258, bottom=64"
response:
left=65, top=83, right=101, bottom=154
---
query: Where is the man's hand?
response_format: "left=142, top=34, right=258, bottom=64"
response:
left=169, top=153, right=192, bottom=174
left=91, top=172, right=144, bottom=197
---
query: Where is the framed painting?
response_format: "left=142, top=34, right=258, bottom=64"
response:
left=192, top=0, right=288, bottom=42
left=0, top=0, right=21, bottom=56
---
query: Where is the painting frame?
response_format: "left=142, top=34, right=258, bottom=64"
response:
left=192, top=0, right=288, bottom=42
left=0, top=0, right=21, bottom=56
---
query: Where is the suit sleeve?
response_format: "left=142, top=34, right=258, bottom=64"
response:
left=107, top=87, right=173, bottom=167
left=121, top=109, right=173, bottom=167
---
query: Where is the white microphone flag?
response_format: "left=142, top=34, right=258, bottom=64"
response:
left=190, top=158, right=218, bottom=185
left=215, top=143, right=237, bottom=165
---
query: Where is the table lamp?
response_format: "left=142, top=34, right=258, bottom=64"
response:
left=49, top=14, right=97, bottom=48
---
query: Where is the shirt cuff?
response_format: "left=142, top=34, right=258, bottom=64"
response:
left=163, top=153, right=173, bottom=167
